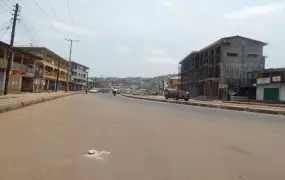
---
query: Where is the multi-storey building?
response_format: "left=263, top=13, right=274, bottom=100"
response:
left=0, top=41, right=43, bottom=94
left=20, top=47, right=69, bottom=92
left=179, top=35, right=267, bottom=98
left=70, top=61, right=89, bottom=91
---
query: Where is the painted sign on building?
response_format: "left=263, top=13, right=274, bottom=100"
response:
left=257, top=77, right=270, bottom=84
left=272, top=76, right=281, bottom=82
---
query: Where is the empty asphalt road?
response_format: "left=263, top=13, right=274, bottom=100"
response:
left=1, top=93, right=285, bottom=180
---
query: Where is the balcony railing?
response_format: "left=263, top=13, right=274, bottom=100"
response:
left=45, top=71, right=56, bottom=79
left=12, top=62, right=25, bottom=72
left=60, top=75, right=67, bottom=81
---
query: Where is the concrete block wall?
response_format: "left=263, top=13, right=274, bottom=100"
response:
left=221, top=37, right=265, bottom=85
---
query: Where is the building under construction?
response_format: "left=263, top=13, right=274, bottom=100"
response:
left=179, top=35, right=267, bottom=99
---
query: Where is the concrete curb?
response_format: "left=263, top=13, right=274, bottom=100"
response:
left=0, top=102, right=23, bottom=113
left=0, top=93, right=79, bottom=114
left=22, top=98, right=43, bottom=107
left=42, top=96, right=55, bottom=101
left=122, top=94, right=285, bottom=116
left=219, top=105, right=245, bottom=111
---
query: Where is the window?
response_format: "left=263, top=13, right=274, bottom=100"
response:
left=227, top=53, right=238, bottom=57
left=248, top=54, right=258, bottom=58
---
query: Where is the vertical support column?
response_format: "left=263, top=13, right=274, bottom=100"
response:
left=4, top=49, right=7, bottom=61
left=21, top=55, right=24, bottom=65
left=203, top=82, right=206, bottom=96
left=47, top=80, right=49, bottom=90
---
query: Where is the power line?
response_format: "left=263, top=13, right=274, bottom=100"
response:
left=19, top=9, right=41, bottom=45
left=0, top=21, right=12, bottom=40
left=0, top=0, right=13, bottom=14
left=6, top=0, right=16, bottom=6
left=46, top=0, right=64, bottom=29
left=1, top=27, right=11, bottom=40
left=0, top=0, right=13, bottom=10
left=35, top=1, right=60, bottom=34
left=66, top=0, right=75, bottom=32
left=22, top=22, right=37, bottom=44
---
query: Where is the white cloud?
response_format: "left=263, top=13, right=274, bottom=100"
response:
left=146, top=57, right=176, bottom=64
left=145, top=49, right=177, bottom=64
left=162, top=0, right=184, bottom=13
left=151, top=49, right=169, bottom=56
left=224, top=2, right=285, bottom=20
left=163, top=0, right=176, bottom=8
left=116, top=45, right=129, bottom=55
left=51, top=21, right=95, bottom=35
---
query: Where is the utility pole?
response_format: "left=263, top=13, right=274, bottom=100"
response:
left=4, top=3, right=20, bottom=95
left=65, top=38, right=79, bottom=92
left=86, top=69, right=89, bottom=94
left=55, top=59, right=60, bottom=92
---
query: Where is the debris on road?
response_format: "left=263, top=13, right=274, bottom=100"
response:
left=85, top=149, right=111, bottom=160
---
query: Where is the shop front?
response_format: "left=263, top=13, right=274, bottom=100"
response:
left=45, top=79, right=56, bottom=91
left=8, top=71, right=24, bottom=94
left=256, top=76, right=285, bottom=101
left=34, top=77, right=45, bottom=93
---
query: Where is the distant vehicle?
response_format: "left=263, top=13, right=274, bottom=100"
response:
left=132, top=90, right=144, bottom=96
left=113, top=89, right=120, bottom=94
left=89, top=89, right=98, bottom=93
left=164, top=90, right=191, bottom=101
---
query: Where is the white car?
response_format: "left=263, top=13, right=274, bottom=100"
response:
left=89, top=89, right=98, bottom=93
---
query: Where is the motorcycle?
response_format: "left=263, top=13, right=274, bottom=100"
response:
left=113, top=91, right=116, bottom=96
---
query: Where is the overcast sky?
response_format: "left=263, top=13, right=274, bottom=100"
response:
left=0, top=0, right=285, bottom=77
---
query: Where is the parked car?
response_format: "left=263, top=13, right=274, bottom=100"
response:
left=164, top=90, right=191, bottom=101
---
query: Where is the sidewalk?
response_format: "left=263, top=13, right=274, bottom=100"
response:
left=0, top=91, right=81, bottom=113
left=122, top=94, right=285, bottom=116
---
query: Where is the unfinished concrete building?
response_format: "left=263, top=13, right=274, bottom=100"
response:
left=179, top=35, right=267, bottom=98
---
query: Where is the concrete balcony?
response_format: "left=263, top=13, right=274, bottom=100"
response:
left=24, top=67, right=35, bottom=77
left=59, top=75, right=67, bottom=82
left=45, top=71, right=56, bottom=79
left=12, top=62, right=26, bottom=72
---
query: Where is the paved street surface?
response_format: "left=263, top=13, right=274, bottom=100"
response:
left=1, top=93, right=285, bottom=180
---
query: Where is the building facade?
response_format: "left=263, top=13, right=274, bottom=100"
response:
left=70, top=61, right=89, bottom=91
left=179, top=35, right=267, bottom=98
left=248, top=68, right=285, bottom=101
left=20, top=47, right=69, bottom=92
left=168, top=76, right=181, bottom=90
left=0, top=41, right=43, bottom=94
